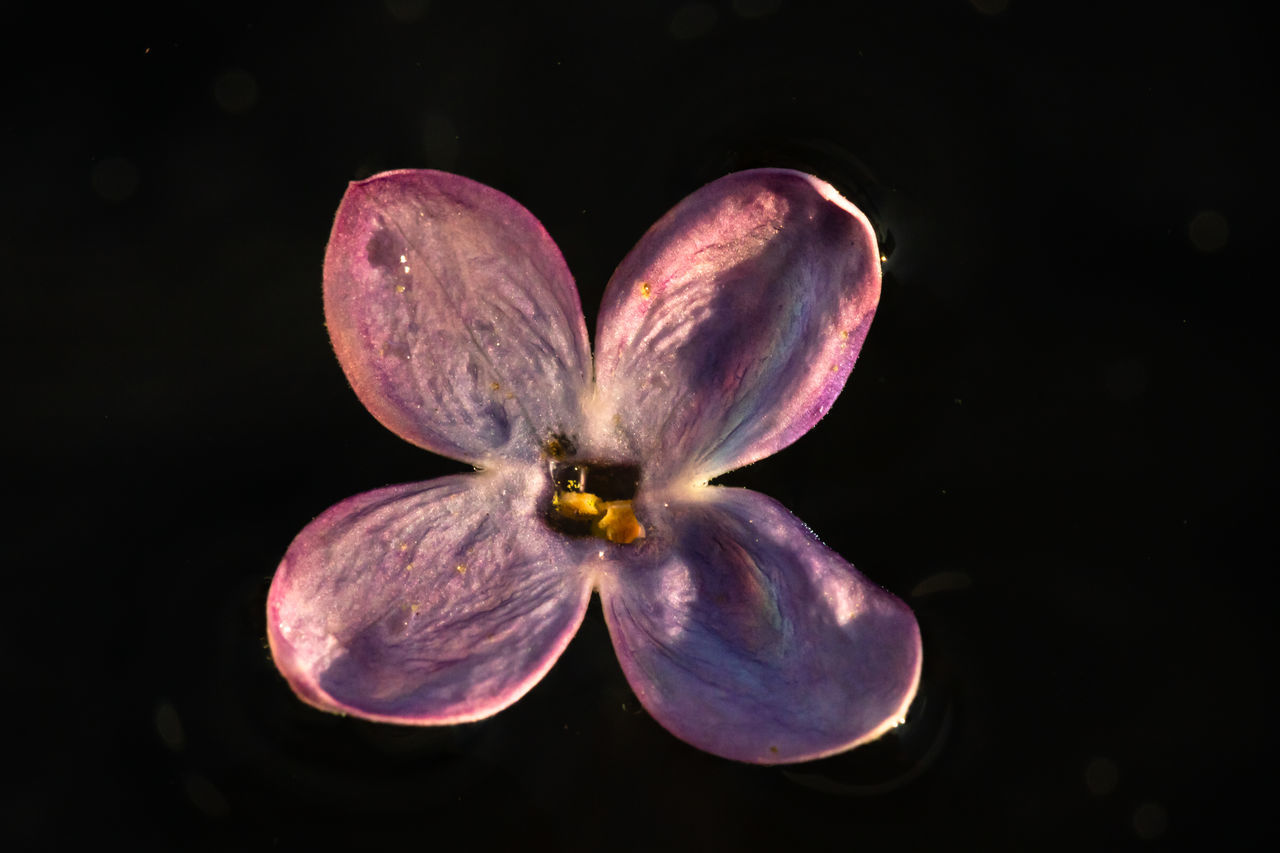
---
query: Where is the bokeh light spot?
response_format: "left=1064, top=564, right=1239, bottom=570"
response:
left=154, top=700, right=185, bottom=751
left=1084, top=755, right=1118, bottom=795
left=1188, top=209, right=1229, bottom=252
left=1132, top=801, right=1168, bottom=840
left=386, top=0, right=428, bottom=22
left=184, top=773, right=230, bottom=818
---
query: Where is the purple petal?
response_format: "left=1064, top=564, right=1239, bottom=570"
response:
left=324, top=170, right=592, bottom=466
left=267, top=471, right=592, bottom=724
left=599, top=487, right=920, bottom=764
left=592, top=169, right=880, bottom=483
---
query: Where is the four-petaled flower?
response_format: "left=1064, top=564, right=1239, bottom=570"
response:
left=267, top=168, right=921, bottom=763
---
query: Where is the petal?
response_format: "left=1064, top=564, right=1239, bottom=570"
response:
left=592, top=169, right=880, bottom=483
left=324, top=170, right=593, bottom=466
left=267, top=471, right=592, bottom=724
left=599, top=487, right=920, bottom=764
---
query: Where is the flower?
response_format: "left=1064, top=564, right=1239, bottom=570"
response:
left=267, top=168, right=922, bottom=764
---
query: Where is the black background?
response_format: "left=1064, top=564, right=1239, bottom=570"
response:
left=8, top=0, right=1273, bottom=849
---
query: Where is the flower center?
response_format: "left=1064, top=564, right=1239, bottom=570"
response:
left=546, top=460, right=645, bottom=545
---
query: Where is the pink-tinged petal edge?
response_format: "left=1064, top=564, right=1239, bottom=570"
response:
left=267, top=471, right=593, bottom=724
left=600, top=486, right=921, bottom=764
left=324, top=170, right=593, bottom=467
left=591, top=169, right=881, bottom=484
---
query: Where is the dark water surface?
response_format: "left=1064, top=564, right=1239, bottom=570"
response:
left=6, top=1, right=1271, bottom=849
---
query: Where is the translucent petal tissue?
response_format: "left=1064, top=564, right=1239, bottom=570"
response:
left=267, top=168, right=921, bottom=764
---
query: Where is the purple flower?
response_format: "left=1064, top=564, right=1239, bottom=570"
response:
left=267, top=168, right=921, bottom=763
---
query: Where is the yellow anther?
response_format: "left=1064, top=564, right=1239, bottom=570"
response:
left=551, top=489, right=645, bottom=545
left=595, top=500, right=646, bottom=544
left=554, top=491, right=603, bottom=521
